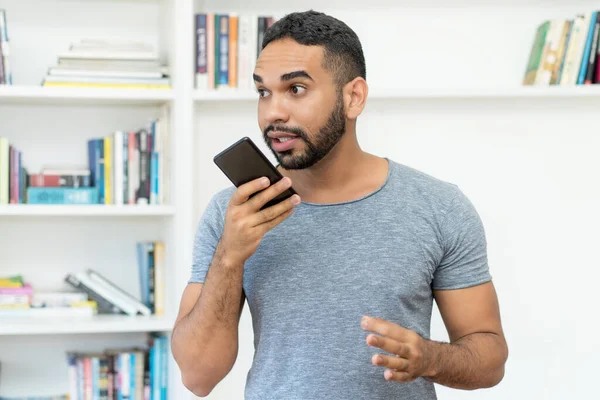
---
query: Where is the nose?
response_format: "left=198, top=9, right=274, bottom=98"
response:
left=263, top=93, right=290, bottom=125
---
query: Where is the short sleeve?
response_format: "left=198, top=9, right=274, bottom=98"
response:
left=432, top=188, right=492, bottom=290
left=189, top=192, right=227, bottom=284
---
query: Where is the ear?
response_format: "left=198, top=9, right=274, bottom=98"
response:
left=344, top=77, right=368, bottom=120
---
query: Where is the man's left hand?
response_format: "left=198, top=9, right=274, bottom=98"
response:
left=361, top=315, right=438, bottom=382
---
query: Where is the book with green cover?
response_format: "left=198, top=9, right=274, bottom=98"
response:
left=0, top=137, right=8, bottom=204
left=523, top=20, right=551, bottom=85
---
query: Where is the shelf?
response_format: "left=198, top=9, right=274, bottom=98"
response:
left=0, top=205, right=176, bottom=217
left=0, top=314, right=175, bottom=336
left=193, top=85, right=600, bottom=102
left=194, top=88, right=258, bottom=101
left=0, top=85, right=174, bottom=106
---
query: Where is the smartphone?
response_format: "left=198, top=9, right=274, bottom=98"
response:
left=213, top=136, right=297, bottom=210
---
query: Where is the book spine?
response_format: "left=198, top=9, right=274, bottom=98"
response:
left=150, top=151, right=158, bottom=205
left=26, top=187, right=98, bottom=204
left=217, top=14, right=229, bottom=88
left=19, top=164, right=26, bottom=204
left=553, top=20, right=573, bottom=85
left=64, top=273, right=124, bottom=314
left=0, top=137, right=8, bottom=204
left=123, top=132, right=129, bottom=206
left=0, top=9, right=12, bottom=85
left=195, top=13, right=208, bottom=90
left=9, top=146, right=17, bottom=203
left=137, top=242, right=149, bottom=307
left=237, top=15, right=250, bottom=90
left=104, top=135, right=112, bottom=204
left=0, top=25, right=4, bottom=84
left=229, top=14, right=238, bottom=88
left=128, top=131, right=136, bottom=204
left=578, top=11, right=598, bottom=84
left=146, top=124, right=153, bottom=203
left=148, top=243, right=155, bottom=314
left=206, top=13, right=215, bottom=90
left=585, top=13, right=600, bottom=84
left=523, top=20, right=550, bottom=85
left=98, top=138, right=105, bottom=204
left=257, top=17, right=267, bottom=57
left=113, top=131, right=124, bottom=205
left=154, top=242, right=165, bottom=316
left=137, top=130, right=149, bottom=204
left=29, top=173, right=90, bottom=187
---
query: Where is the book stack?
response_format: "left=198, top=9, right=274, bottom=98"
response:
left=194, top=13, right=277, bottom=91
left=63, top=240, right=165, bottom=316
left=42, top=39, right=170, bottom=89
left=88, top=109, right=170, bottom=206
left=27, top=165, right=97, bottom=205
left=523, top=10, right=600, bottom=85
left=0, top=275, right=97, bottom=317
left=0, top=137, right=27, bottom=204
left=0, top=9, right=11, bottom=85
left=65, top=335, right=168, bottom=400
left=65, top=269, right=152, bottom=317
left=0, top=108, right=170, bottom=206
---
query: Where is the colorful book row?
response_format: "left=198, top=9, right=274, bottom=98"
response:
left=524, top=11, right=600, bottom=85
left=194, top=13, right=276, bottom=91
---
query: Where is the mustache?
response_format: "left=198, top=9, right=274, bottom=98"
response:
left=263, top=124, right=308, bottom=141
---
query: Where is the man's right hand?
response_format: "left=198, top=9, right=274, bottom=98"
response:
left=218, top=176, right=300, bottom=266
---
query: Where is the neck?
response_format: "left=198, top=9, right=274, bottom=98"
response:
left=278, top=130, right=386, bottom=203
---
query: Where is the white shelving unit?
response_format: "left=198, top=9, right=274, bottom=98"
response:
left=0, top=0, right=193, bottom=398
left=0, top=205, right=176, bottom=217
left=2, top=0, right=600, bottom=399
left=0, top=314, right=176, bottom=336
left=0, top=85, right=175, bottom=105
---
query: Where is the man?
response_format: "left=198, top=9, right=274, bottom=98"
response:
left=172, top=10, right=508, bottom=400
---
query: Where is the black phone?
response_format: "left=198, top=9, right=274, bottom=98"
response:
left=213, top=136, right=298, bottom=210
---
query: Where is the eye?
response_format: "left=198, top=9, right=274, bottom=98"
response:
left=257, top=88, right=271, bottom=98
left=290, top=85, right=306, bottom=95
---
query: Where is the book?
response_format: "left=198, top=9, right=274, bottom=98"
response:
left=195, top=12, right=277, bottom=90
left=523, top=10, right=600, bottom=86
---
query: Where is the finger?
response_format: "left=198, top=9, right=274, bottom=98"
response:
left=230, top=176, right=271, bottom=206
left=361, top=316, right=413, bottom=343
left=384, top=369, right=414, bottom=383
left=260, top=207, right=295, bottom=233
left=250, top=193, right=300, bottom=227
left=372, top=354, right=410, bottom=371
left=246, top=176, right=293, bottom=210
left=366, top=334, right=410, bottom=358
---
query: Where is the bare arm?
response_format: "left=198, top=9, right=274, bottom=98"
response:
left=362, top=281, right=508, bottom=390
left=426, top=281, right=509, bottom=389
left=171, top=243, right=246, bottom=397
left=171, top=176, right=300, bottom=397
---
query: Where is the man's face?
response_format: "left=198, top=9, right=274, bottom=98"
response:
left=253, top=38, right=346, bottom=170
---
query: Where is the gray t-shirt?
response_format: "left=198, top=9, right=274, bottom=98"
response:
left=190, top=158, right=492, bottom=400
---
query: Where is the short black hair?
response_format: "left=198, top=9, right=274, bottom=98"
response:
left=261, top=10, right=366, bottom=88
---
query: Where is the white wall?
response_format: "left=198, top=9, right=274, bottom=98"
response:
left=192, top=3, right=600, bottom=400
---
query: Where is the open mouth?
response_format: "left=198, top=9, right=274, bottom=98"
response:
left=270, top=135, right=300, bottom=152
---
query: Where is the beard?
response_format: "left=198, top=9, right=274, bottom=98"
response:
left=262, top=91, right=346, bottom=170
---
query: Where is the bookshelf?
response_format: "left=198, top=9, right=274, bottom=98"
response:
left=0, top=314, right=175, bottom=336
left=0, top=0, right=191, bottom=398
left=0, top=204, right=176, bottom=217
left=0, top=85, right=175, bottom=106
left=193, top=84, right=600, bottom=102
left=0, top=0, right=598, bottom=400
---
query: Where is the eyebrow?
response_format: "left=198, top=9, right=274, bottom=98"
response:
left=253, top=70, right=314, bottom=84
